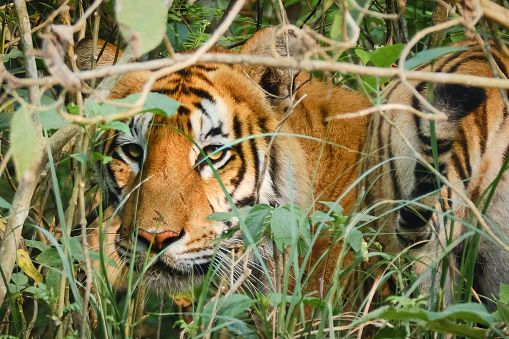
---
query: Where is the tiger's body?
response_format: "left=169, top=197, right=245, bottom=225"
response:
left=83, top=26, right=509, bottom=312
left=84, top=27, right=371, bottom=301
left=360, top=41, right=509, bottom=308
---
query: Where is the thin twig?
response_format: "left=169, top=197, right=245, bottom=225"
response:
left=326, top=103, right=448, bottom=121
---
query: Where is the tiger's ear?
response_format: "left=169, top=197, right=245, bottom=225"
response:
left=240, top=26, right=316, bottom=104
left=76, top=38, right=123, bottom=71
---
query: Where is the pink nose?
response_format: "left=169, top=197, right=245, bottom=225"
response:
left=137, top=230, right=183, bottom=251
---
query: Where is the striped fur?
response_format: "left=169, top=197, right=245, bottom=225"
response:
left=360, top=41, right=509, bottom=309
left=86, top=27, right=371, bottom=299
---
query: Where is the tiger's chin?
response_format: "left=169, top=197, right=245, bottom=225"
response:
left=115, top=245, right=211, bottom=298
left=140, top=263, right=206, bottom=298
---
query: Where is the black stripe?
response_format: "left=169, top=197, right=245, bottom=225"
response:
left=387, top=128, right=402, bottom=199
left=236, top=195, right=255, bottom=209
left=446, top=55, right=486, bottom=74
left=233, top=115, right=242, bottom=139
left=451, top=152, right=467, bottom=180
left=268, top=144, right=282, bottom=199
left=178, top=106, right=190, bottom=115
left=399, top=205, right=433, bottom=229
left=248, top=123, right=260, bottom=186
left=205, top=124, right=224, bottom=139
left=187, top=87, right=215, bottom=103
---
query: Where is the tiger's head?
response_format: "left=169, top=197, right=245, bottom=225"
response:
left=90, top=26, right=314, bottom=297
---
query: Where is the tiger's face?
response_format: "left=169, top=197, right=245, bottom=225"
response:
left=103, top=63, right=308, bottom=296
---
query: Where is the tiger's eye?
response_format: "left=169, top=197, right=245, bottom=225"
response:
left=207, top=149, right=223, bottom=161
left=128, top=144, right=142, bottom=159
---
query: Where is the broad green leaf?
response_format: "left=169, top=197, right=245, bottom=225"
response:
left=268, top=293, right=301, bottom=307
left=330, top=10, right=344, bottom=42
left=203, top=294, right=255, bottom=318
left=88, top=250, right=118, bottom=267
left=355, top=48, right=370, bottom=65
left=0, top=196, right=13, bottom=209
left=70, top=153, right=88, bottom=165
left=116, top=0, right=168, bottom=56
left=25, top=239, right=51, bottom=252
left=68, top=237, right=84, bottom=262
left=270, top=207, right=294, bottom=251
left=405, top=46, right=471, bottom=70
left=355, top=303, right=493, bottom=338
left=347, top=228, right=363, bottom=252
left=100, top=121, right=132, bottom=135
left=497, top=300, right=509, bottom=326
left=206, top=212, right=234, bottom=221
left=93, top=152, right=113, bottom=164
left=320, top=201, right=344, bottom=217
left=2, top=49, right=23, bottom=62
left=310, top=210, right=334, bottom=226
left=38, top=94, right=69, bottom=130
left=85, top=92, right=180, bottom=119
left=500, top=283, right=509, bottom=303
left=36, top=248, right=63, bottom=267
left=373, top=327, right=406, bottom=339
left=369, top=44, right=404, bottom=68
left=10, top=272, right=28, bottom=288
left=10, top=106, right=42, bottom=181
left=244, top=204, right=271, bottom=245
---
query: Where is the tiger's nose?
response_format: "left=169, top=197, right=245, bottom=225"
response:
left=137, top=230, right=185, bottom=251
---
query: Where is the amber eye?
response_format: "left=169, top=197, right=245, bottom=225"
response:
left=122, top=144, right=143, bottom=162
left=203, top=145, right=226, bottom=162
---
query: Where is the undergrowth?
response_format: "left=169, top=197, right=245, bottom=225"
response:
left=0, top=0, right=508, bottom=338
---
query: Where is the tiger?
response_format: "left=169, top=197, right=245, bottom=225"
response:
left=79, top=26, right=373, bottom=306
left=359, top=40, right=509, bottom=310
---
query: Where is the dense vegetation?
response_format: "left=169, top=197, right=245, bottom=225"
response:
left=0, top=0, right=508, bottom=338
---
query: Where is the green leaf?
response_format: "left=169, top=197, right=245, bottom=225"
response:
left=68, top=237, right=84, bottom=262
left=320, top=201, right=344, bottom=217
left=355, top=303, right=493, bottom=338
left=0, top=196, right=13, bottom=209
left=270, top=207, right=294, bottom=251
left=116, top=0, right=169, bottom=56
left=374, top=327, right=406, bottom=339
left=2, top=49, right=23, bottom=62
left=369, top=44, right=404, bottom=68
left=88, top=250, right=118, bottom=267
left=206, top=212, right=234, bottom=221
left=330, top=10, right=344, bottom=42
left=405, top=46, right=471, bottom=70
left=36, top=248, right=63, bottom=267
left=70, top=153, right=88, bottom=165
left=93, top=152, right=113, bottom=164
left=203, top=294, right=255, bottom=318
left=347, top=228, right=363, bottom=252
left=268, top=293, right=300, bottom=307
left=302, top=297, right=326, bottom=310
left=10, top=106, right=42, bottom=181
left=100, top=121, right=132, bottom=135
left=355, top=48, right=370, bottom=65
left=496, top=300, right=509, bottom=326
left=243, top=204, right=271, bottom=245
left=310, top=210, right=334, bottom=226
left=85, top=92, right=180, bottom=119
left=10, top=273, right=28, bottom=289
left=25, top=239, right=51, bottom=252
left=38, top=94, right=69, bottom=130
left=500, top=283, right=509, bottom=303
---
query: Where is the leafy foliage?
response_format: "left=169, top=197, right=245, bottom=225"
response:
left=0, top=0, right=508, bottom=338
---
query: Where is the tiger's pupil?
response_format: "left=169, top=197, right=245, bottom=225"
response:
left=128, top=144, right=142, bottom=159
left=207, top=148, right=223, bottom=161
